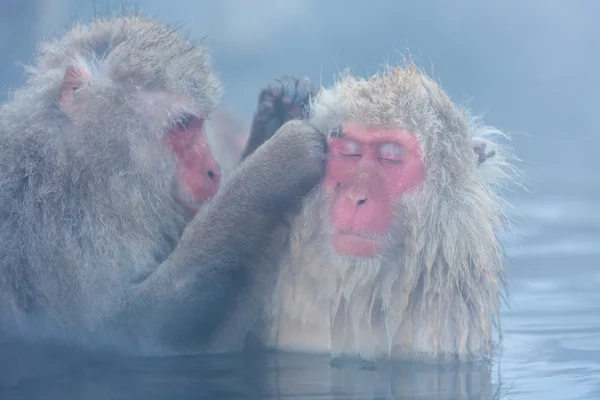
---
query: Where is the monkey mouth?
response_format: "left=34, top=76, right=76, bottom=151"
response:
left=173, top=183, right=213, bottom=218
left=173, top=194, right=203, bottom=217
left=331, top=232, right=382, bottom=258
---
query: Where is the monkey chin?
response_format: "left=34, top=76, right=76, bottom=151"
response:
left=174, top=194, right=206, bottom=218
left=173, top=184, right=217, bottom=217
left=331, top=233, right=382, bottom=258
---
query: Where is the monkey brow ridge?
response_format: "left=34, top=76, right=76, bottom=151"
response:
left=329, top=125, right=345, bottom=138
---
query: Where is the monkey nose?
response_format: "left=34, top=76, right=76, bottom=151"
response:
left=204, top=155, right=222, bottom=188
left=207, top=168, right=221, bottom=185
left=355, top=196, right=367, bottom=206
left=347, top=190, right=367, bottom=206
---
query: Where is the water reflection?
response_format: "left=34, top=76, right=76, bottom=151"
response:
left=0, top=340, right=502, bottom=399
left=0, top=339, right=263, bottom=399
left=264, top=352, right=500, bottom=399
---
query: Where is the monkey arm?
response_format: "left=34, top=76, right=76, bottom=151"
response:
left=127, top=181, right=284, bottom=352
left=127, top=119, right=325, bottom=354
left=239, top=98, right=284, bottom=162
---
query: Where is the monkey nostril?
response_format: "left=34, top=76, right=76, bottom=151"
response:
left=357, top=198, right=367, bottom=206
left=207, top=170, right=216, bottom=180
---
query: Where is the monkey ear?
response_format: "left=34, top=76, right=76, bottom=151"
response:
left=59, top=65, right=91, bottom=113
left=473, top=139, right=496, bottom=166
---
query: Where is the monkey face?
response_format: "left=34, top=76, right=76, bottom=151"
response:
left=321, top=123, right=425, bottom=258
left=49, top=17, right=224, bottom=218
left=165, top=113, right=222, bottom=215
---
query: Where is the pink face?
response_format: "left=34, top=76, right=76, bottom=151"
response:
left=165, top=115, right=222, bottom=215
left=57, top=65, right=222, bottom=217
left=322, top=123, right=425, bottom=257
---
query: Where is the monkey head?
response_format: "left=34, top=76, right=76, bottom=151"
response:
left=307, top=64, right=510, bottom=266
left=20, top=15, right=223, bottom=216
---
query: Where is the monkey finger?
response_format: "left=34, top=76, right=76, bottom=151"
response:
left=282, top=76, right=314, bottom=117
left=278, top=76, right=299, bottom=106
left=257, top=81, right=283, bottom=105
left=264, top=79, right=286, bottom=101
left=293, top=76, right=314, bottom=105
left=254, top=98, right=277, bottom=124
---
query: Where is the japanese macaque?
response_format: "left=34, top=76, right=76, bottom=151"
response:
left=246, top=70, right=514, bottom=362
left=0, top=15, right=326, bottom=355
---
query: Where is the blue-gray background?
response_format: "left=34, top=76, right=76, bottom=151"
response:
left=1, top=1, right=599, bottom=399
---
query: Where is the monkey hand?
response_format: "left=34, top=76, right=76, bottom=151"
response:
left=256, top=75, right=315, bottom=129
left=238, top=119, right=326, bottom=208
left=240, top=75, right=315, bottom=161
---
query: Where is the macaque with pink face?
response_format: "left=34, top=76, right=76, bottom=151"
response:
left=243, top=68, right=513, bottom=362
left=0, top=15, right=327, bottom=354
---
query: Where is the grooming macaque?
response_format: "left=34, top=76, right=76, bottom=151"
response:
left=0, top=15, right=326, bottom=355
left=245, top=69, right=513, bottom=362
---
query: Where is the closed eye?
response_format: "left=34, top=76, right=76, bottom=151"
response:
left=379, top=142, right=405, bottom=164
left=337, top=140, right=362, bottom=158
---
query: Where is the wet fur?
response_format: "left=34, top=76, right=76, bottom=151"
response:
left=255, top=64, right=517, bottom=362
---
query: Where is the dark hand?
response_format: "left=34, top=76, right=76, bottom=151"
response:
left=240, top=75, right=315, bottom=161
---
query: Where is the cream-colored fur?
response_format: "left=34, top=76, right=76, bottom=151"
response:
left=253, top=63, right=517, bottom=362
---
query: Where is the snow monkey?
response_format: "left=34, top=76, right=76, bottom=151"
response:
left=0, top=15, right=326, bottom=355
left=244, top=70, right=513, bottom=362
